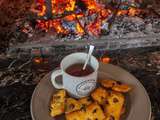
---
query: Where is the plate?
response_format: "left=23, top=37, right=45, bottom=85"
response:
left=31, top=63, right=151, bottom=120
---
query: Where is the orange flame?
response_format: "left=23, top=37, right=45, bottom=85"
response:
left=87, top=19, right=102, bottom=36
left=100, top=9, right=111, bottom=18
left=32, top=0, right=142, bottom=36
left=37, top=19, right=67, bottom=33
left=128, top=7, right=141, bottom=16
left=117, top=7, right=141, bottom=16
left=65, top=14, right=76, bottom=21
left=82, top=0, right=102, bottom=11
left=37, top=0, right=46, bottom=16
left=76, top=23, right=84, bottom=35
left=52, top=20, right=67, bottom=33
left=51, top=0, right=76, bottom=14
left=64, top=13, right=84, bottom=21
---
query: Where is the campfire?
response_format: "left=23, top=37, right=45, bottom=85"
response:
left=0, top=0, right=160, bottom=58
left=30, top=0, right=144, bottom=37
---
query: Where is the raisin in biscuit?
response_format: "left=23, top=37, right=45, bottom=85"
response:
left=91, top=87, right=109, bottom=104
left=78, top=97, right=92, bottom=106
left=85, top=102, right=106, bottom=120
left=65, top=110, right=85, bottom=120
left=100, top=79, right=117, bottom=89
left=103, top=91, right=125, bottom=120
left=50, top=90, right=66, bottom=117
left=112, top=84, right=132, bottom=93
left=66, top=103, right=105, bottom=120
left=65, top=98, right=81, bottom=114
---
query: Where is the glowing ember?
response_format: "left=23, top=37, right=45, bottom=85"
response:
left=117, top=7, right=142, bottom=16
left=37, top=0, right=46, bottom=16
left=76, top=23, right=84, bottom=35
left=87, top=19, right=102, bottom=36
left=51, top=0, right=76, bottom=14
left=82, top=0, right=102, bottom=11
left=37, top=19, right=68, bottom=33
left=31, top=0, right=143, bottom=36
left=128, top=7, right=141, bottom=16
left=33, top=58, right=43, bottom=64
left=99, top=57, right=110, bottom=63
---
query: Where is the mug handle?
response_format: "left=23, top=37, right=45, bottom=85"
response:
left=51, top=69, right=64, bottom=89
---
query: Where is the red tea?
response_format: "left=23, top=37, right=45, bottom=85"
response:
left=66, top=63, right=94, bottom=77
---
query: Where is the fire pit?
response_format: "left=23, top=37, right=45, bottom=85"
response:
left=0, top=0, right=159, bottom=60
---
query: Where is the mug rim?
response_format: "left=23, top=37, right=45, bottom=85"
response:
left=60, top=52, right=99, bottom=78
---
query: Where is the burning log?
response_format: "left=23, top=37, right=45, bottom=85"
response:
left=75, top=15, right=85, bottom=35
left=30, top=0, right=113, bottom=36
left=30, top=0, right=149, bottom=37
left=1, top=0, right=160, bottom=54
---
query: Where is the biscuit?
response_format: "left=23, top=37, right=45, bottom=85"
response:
left=50, top=90, right=66, bottom=117
left=100, top=79, right=117, bottom=89
left=78, top=97, right=92, bottom=106
left=65, top=110, right=85, bottom=120
left=65, top=103, right=105, bottom=120
left=112, top=84, right=132, bottom=93
left=85, top=102, right=106, bottom=120
left=91, top=87, right=109, bottom=104
left=100, top=79, right=132, bottom=93
left=103, top=91, right=125, bottom=120
left=65, top=98, right=81, bottom=114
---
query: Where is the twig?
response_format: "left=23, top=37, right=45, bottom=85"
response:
left=8, top=59, right=18, bottom=69
left=7, top=52, right=21, bottom=69
left=18, top=57, right=32, bottom=69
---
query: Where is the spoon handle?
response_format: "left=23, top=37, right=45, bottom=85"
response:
left=83, top=45, right=95, bottom=70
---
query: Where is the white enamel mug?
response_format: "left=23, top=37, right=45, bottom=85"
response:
left=51, top=52, right=99, bottom=98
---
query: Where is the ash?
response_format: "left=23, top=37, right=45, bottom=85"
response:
left=11, top=16, right=160, bottom=44
left=0, top=58, right=48, bottom=87
left=108, top=16, right=160, bottom=39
